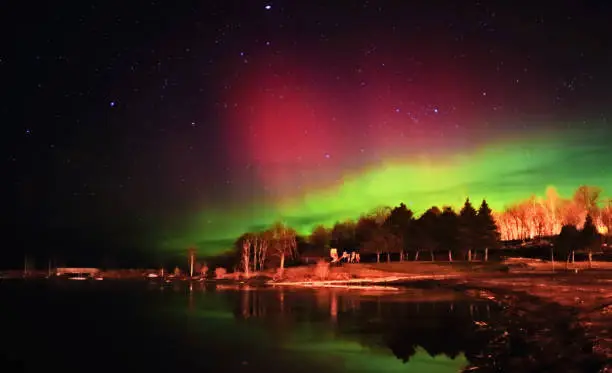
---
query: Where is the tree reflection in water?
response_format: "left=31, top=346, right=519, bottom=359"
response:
left=227, top=287, right=606, bottom=373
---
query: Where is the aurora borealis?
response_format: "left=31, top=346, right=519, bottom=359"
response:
left=5, top=1, right=612, bottom=264
left=166, top=126, right=612, bottom=254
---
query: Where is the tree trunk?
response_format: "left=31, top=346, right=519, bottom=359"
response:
left=399, top=251, right=404, bottom=262
left=566, top=252, right=570, bottom=270
left=376, top=252, right=380, bottom=263
left=572, top=250, right=575, bottom=263
left=430, top=250, right=434, bottom=261
left=588, top=251, right=593, bottom=269
left=279, top=253, right=285, bottom=275
left=551, top=247, right=555, bottom=272
left=484, top=248, right=489, bottom=262
left=448, top=250, right=453, bottom=262
left=387, top=252, right=391, bottom=263
left=415, top=250, right=420, bottom=261
left=467, top=249, right=472, bottom=262
left=190, top=255, right=194, bottom=277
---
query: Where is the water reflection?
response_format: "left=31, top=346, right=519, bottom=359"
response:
left=185, top=284, right=604, bottom=373
left=230, top=287, right=491, bottom=369
left=0, top=280, right=604, bottom=372
left=148, top=281, right=604, bottom=372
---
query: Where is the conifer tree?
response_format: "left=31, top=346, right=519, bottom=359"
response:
left=476, top=199, right=501, bottom=261
left=580, top=214, right=601, bottom=268
left=459, top=198, right=478, bottom=261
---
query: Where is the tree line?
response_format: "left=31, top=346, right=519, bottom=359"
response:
left=496, top=185, right=611, bottom=240
left=225, top=198, right=500, bottom=274
left=211, top=185, right=608, bottom=274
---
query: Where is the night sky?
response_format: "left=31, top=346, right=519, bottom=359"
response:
left=4, top=1, right=612, bottom=267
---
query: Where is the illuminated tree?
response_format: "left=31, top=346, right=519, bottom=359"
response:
left=200, top=262, right=208, bottom=276
left=560, top=199, right=585, bottom=228
left=187, top=247, right=196, bottom=277
left=601, top=200, right=612, bottom=236
left=573, top=185, right=602, bottom=215
left=254, top=231, right=270, bottom=272
left=240, top=234, right=252, bottom=277
left=269, top=222, right=297, bottom=275
left=544, top=186, right=562, bottom=235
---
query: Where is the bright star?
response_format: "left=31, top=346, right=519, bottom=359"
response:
left=264, top=4, right=271, bottom=10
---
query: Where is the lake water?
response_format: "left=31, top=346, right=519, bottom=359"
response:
left=0, top=280, right=603, bottom=372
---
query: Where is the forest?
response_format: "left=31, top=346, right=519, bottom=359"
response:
left=213, top=185, right=610, bottom=274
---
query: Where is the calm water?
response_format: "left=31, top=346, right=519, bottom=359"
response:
left=0, top=280, right=602, bottom=372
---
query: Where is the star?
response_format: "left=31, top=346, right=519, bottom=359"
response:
left=264, top=4, right=272, bottom=10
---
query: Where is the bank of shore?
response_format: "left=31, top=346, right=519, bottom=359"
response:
left=272, top=261, right=612, bottom=370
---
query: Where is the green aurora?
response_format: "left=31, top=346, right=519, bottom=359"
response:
left=160, top=127, right=612, bottom=255
left=167, top=290, right=469, bottom=373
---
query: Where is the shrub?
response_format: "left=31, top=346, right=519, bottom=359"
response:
left=214, top=267, right=227, bottom=279
left=314, top=259, right=330, bottom=280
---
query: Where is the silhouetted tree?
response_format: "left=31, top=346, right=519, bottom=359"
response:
left=580, top=214, right=601, bottom=268
left=385, top=203, right=414, bottom=261
left=356, top=216, right=381, bottom=262
left=556, top=224, right=579, bottom=269
left=476, top=200, right=501, bottom=262
left=309, top=224, right=331, bottom=255
left=414, top=207, right=441, bottom=261
left=363, top=225, right=401, bottom=263
left=459, top=198, right=478, bottom=261
left=437, top=206, right=459, bottom=262
left=331, top=220, right=356, bottom=252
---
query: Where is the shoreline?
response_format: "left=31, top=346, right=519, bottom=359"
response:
left=4, top=262, right=612, bottom=370
left=432, top=273, right=612, bottom=371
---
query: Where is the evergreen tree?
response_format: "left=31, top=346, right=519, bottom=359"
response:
left=386, top=203, right=415, bottom=261
left=556, top=224, right=579, bottom=268
left=580, top=214, right=601, bottom=267
left=309, top=225, right=331, bottom=254
left=414, top=207, right=441, bottom=261
left=476, top=200, right=501, bottom=258
left=459, top=198, right=478, bottom=261
left=438, top=207, right=459, bottom=262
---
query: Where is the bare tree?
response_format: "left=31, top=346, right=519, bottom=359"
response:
left=241, top=235, right=252, bottom=277
left=574, top=185, right=602, bottom=215
left=187, top=247, right=196, bottom=277
left=255, top=232, right=270, bottom=271
left=269, top=222, right=297, bottom=275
